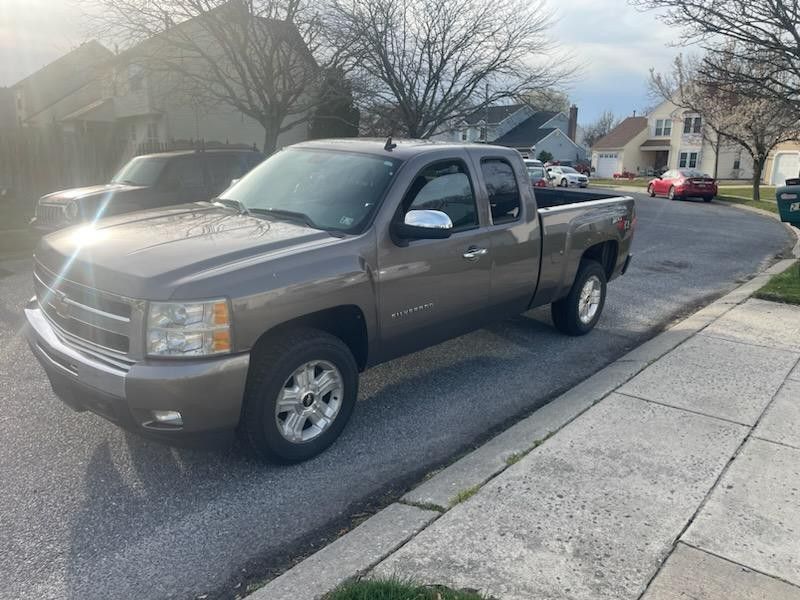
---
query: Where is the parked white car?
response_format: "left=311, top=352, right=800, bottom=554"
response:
left=547, top=166, right=589, bottom=188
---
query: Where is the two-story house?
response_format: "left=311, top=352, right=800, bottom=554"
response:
left=591, top=100, right=753, bottom=179
left=7, top=41, right=113, bottom=130
left=434, top=104, right=587, bottom=162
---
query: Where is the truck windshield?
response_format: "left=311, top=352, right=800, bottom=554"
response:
left=220, top=148, right=402, bottom=233
left=111, top=156, right=169, bottom=186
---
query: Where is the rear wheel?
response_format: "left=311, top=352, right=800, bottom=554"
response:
left=647, top=184, right=656, bottom=197
left=561, top=178, right=568, bottom=188
left=668, top=186, right=678, bottom=200
left=703, top=196, right=713, bottom=203
left=551, top=260, right=608, bottom=336
left=240, top=328, right=358, bottom=463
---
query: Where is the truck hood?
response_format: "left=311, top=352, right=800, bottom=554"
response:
left=35, top=203, right=342, bottom=300
left=40, top=183, right=143, bottom=204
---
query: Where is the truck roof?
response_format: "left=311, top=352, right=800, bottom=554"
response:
left=292, top=138, right=518, bottom=161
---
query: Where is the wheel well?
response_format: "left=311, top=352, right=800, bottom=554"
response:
left=252, top=305, right=369, bottom=371
left=582, top=240, right=618, bottom=279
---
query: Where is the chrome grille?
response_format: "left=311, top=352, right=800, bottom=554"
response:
left=34, top=262, right=135, bottom=363
left=36, top=203, right=67, bottom=227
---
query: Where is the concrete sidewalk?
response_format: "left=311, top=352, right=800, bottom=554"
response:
left=253, top=260, right=800, bottom=600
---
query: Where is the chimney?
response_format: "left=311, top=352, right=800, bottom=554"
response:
left=568, top=105, right=578, bottom=142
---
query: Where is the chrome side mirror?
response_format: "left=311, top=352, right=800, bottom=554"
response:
left=395, top=209, right=453, bottom=240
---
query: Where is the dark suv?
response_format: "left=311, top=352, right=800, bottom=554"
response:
left=31, top=148, right=265, bottom=232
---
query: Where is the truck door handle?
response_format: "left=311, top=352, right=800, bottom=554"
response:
left=463, top=246, right=488, bottom=261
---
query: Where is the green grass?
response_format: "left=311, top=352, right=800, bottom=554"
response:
left=716, top=186, right=779, bottom=214
left=588, top=178, right=650, bottom=188
left=754, top=266, right=800, bottom=305
left=449, top=484, right=481, bottom=507
left=326, top=578, right=490, bottom=600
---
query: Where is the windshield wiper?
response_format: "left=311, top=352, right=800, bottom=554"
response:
left=251, top=208, right=318, bottom=229
left=213, top=197, right=250, bottom=215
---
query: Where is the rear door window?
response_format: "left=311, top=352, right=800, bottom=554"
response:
left=481, top=159, right=521, bottom=224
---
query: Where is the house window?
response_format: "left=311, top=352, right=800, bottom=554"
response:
left=479, top=127, right=487, bottom=141
left=733, top=158, right=741, bottom=170
left=683, top=116, right=702, bottom=134
left=679, top=152, right=698, bottom=168
left=461, top=130, right=467, bottom=141
left=147, top=122, right=159, bottom=142
left=655, top=119, right=671, bottom=136
left=129, top=65, right=144, bottom=92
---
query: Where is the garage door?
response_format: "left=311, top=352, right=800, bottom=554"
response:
left=771, top=152, right=800, bottom=185
left=595, top=153, right=619, bottom=178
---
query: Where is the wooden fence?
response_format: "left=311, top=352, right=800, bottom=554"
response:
left=0, top=124, right=125, bottom=228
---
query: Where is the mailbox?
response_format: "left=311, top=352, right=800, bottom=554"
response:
left=777, top=178, right=800, bottom=227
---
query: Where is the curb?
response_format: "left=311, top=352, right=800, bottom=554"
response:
left=247, top=208, right=800, bottom=600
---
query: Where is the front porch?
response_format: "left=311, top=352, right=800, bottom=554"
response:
left=639, top=139, right=671, bottom=176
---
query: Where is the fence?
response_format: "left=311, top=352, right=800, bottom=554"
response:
left=0, top=124, right=125, bottom=228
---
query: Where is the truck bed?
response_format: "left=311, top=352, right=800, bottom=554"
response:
left=534, top=188, right=621, bottom=209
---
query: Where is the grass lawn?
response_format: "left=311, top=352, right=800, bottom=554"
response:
left=716, top=186, right=779, bottom=215
left=588, top=178, right=650, bottom=188
left=754, top=266, right=800, bottom=305
left=325, top=579, right=489, bottom=600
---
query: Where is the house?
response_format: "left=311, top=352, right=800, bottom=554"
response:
left=8, top=41, right=114, bottom=129
left=765, top=141, right=800, bottom=185
left=8, top=7, right=313, bottom=159
left=434, top=104, right=586, bottom=162
left=591, top=100, right=753, bottom=179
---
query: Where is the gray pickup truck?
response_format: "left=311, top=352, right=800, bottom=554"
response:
left=25, top=139, right=635, bottom=463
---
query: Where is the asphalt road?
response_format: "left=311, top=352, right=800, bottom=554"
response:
left=0, top=193, right=793, bottom=600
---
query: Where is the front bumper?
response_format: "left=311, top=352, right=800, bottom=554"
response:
left=24, top=303, right=250, bottom=447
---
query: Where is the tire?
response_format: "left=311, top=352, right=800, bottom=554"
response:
left=668, top=186, right=678, bottom=200
left=551, top=260, right=608, bottom=336
left=561, top=178, right=568, bottom=188
left=703, top=196, right=713, bottom=203
left=240, top=328, right=358, bottom=463
left=647, top=184, right=656, bottom=198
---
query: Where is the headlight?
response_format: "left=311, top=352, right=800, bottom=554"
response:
left=64, top=200, right=79, bottom=221
left=147, top=299, right=232, bottom=357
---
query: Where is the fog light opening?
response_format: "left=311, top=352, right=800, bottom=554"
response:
left=151, top=410, right=183, bottom=427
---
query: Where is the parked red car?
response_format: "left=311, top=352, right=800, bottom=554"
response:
left=647, top=168, right=718, bottom=202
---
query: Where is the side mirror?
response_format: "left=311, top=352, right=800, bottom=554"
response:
left=395, top=209, right=453, bottom=240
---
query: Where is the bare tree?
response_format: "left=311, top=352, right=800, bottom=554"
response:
left=582, top=110, right=619, bottom=150
left=83, top=0, right=326, bottom=154
left=651, top=54, right=800, bottom=200
left=631, top=0, right=800, bottom=112
left=328, top=0, right=571, bottom=138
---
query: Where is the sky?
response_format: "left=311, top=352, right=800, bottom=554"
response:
left=0, top=0, right=683, bottom=126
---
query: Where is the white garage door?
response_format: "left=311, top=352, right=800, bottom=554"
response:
left=771, top=152, right=800, bottom=185
left=595, top=153, right=619, bottom=178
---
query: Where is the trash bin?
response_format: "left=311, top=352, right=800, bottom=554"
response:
left=777, top=178, right=800, bottom=228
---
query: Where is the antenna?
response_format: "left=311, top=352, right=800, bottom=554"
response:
left=384, top=136, right=397, bottom=151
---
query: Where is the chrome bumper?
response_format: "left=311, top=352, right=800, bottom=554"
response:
left=25, top=303, right=250, bottom=441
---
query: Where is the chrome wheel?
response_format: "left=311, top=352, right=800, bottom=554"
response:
left=274, top=360, right=344, bottom=443
left=578, top=275, right=602, bottom=324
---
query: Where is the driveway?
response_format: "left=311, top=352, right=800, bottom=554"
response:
left=0, top=193, right=793, bottom=600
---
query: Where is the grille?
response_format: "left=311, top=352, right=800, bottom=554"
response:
left=36, top=203, right=67, bottom=227
left=34, top=262, right=135, bottom=363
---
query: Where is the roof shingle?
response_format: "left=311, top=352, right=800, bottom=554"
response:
left=592, top=117, right=647, bottom=150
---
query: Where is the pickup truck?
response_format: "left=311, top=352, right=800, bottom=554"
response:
left=25, top=139, right=635, bottom=463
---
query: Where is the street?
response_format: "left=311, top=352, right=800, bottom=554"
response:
left=0, top=193, right=793, bottom=600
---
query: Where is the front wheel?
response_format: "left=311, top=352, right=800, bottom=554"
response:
left=668, top=186, right=678, bottom=200
left=240, top=328, right=358, bottom=463
left=551, top=260, right=608, bottom=336
left=561, top=178, right=568, bottom=188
